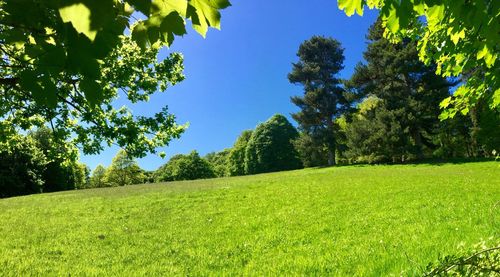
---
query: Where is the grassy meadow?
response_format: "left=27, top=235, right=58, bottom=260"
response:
left=0, top=161, right=498, bottom=275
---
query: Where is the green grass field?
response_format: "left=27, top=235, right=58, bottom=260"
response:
left=0, top=161, right=498, bottom=275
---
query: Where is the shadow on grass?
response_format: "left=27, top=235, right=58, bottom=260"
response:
left=310, top=157, right=496, bottom=170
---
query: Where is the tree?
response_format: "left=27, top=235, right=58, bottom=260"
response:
left=0, top=0, right=231, bottom=159
left=345, top=97, right=409, bottom=163
left=288, top=36, right=351, bottom=166
left=0, top=135, right=46, bottom=198
left=155, top=151, right=215, bottom=182
left=227, top=130, right=253, bottom=176
left=105, top=150, right=145, bottom=186
left=244, top=114, right=302, bottom=174
left=89, top=165, right=108, bottom=188
left=205, top=149, right=231, bottom=177
left=345, top=21, right=453, bottom=162
left=293, top=132, right=328, bottom=167
left=337, top=0, right=499, bottom=116
left=29, top=127, right=87, bottom=191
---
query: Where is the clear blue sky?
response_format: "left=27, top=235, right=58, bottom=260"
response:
left=81, top=0, right=379, bottom=171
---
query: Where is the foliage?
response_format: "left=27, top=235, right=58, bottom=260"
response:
left=205, top=149, right=231, bottom=177
left=345, top=21, right=453, bottom=162
left=0, top=161, right=497, bottom=274
left=476, top=106, right=500, bottom=157
left=424, top=239, right=499, bottom=276
left=245, top=114, right=302, bottom=174
left=293, top=132, right=328, bottom=167
left=89, top=165, right=108, bottom=188
left=337, top=0, right=500, bottom=116
left=0, top=0, right=231, bottom=158
left=105, top=149, right=145, bottom=186
left=29, top=127, right=87, bottom=191
left=156, top=150, right=215, bottom=182
left=0, top=135, right=46, bottom=198
left=345, top=101, right=408, bottom=163
left=227, top=130, right=253, bottom=176
left=288, top=36, right=352, bottom=165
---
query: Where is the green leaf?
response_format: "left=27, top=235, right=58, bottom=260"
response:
left=79, top=78, right=102, bottom=107
left=338, top=0, right=364, bottom=16
left=492, top=88, right=500, bottom=108
left=439, top=96, right=452, bottom=109
left=132, top=21, right=149, bottom=49
left=126, top=0, right=152, bottom=15
left=19, top=70, right=43, bottom=103
left=59, top=3, right=98, bottom=41
left=39, top=75, right=58, bottom=108
left=39, top=46, right=66, bottom=73
left=450, top=29, right=465, bottom=45
left=187, top=0, right=226, bottom=37
left=384, top=5, right=400, bottom=34
left=426, top=4, right=445, bottom=27
left=161, top=12, right=187, bottom=36
left=476, top=44, right=496, bottom=67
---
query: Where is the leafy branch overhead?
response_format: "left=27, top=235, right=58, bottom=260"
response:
left=0, top=0, right=231, bottom=157
left=337, top=0, right=499, bottom=117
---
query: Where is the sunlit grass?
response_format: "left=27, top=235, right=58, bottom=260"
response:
left=0, top=161, right=498, bottom=275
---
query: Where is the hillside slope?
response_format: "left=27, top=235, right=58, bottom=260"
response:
left=0, top=162, right=498, bottom=275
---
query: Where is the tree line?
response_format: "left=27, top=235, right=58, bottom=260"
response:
left=1, top=20, right=498, bottom=198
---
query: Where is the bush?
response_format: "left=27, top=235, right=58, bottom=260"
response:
left=245, top=114, right=302, bottom=174
left=156, top=151, right=215, bottom=182
left=424, top=239, right=499, bottom=276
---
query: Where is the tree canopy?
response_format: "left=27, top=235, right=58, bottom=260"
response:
left=0, top=0, right=231, bottom=158
left=245, top=114, right=302, bottom=174
left=345, top=20, right=453, bottom=162
left=337, top=0, right=499, bottom=117
left=105, top=149, right=145, bottom=186
left=155, top=150, right=215, bottom=182
left=227, top=130, right=253, bottom=176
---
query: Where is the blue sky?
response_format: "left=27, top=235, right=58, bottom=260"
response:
left=81, top=0, right=379, bottom=171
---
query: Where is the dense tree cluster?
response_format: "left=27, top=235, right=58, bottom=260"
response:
left=289, top=24, right=499, bottom=166
left=0, top=128, right=88, bottom=198
left=155, top=151, right=215, bottom=182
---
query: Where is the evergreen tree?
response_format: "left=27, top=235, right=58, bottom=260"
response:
left=244, top=114, right=302, bottom=174
left=288, top=36, right=351, bottom=165
left=346, top=20, right=453, bottom=162
left=293, top=132, right=328, bottom=168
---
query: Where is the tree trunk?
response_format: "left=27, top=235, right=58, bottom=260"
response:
left=327, top=146, right=336, bottom=166
left=412, top=128, right=424, bottom=160
left=469, top=105, right=480, bottom=157
left=326, top=117, right=336, bottom=166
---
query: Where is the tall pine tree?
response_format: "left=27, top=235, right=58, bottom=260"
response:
left=288, top=36, right=350, bottom=166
